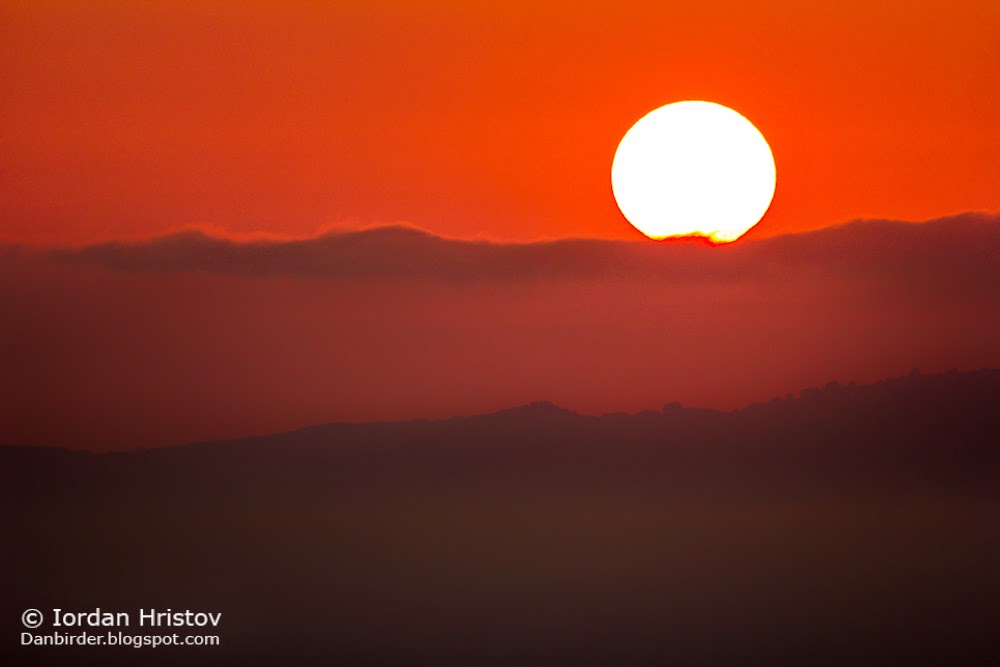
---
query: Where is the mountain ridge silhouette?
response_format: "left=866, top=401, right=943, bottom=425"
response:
left=3, top=369, right=998, bottom=666
left=3, top=369, right=997, bottom=491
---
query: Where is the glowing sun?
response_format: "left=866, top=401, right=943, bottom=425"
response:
left=611, top=101, right=776, bottom=243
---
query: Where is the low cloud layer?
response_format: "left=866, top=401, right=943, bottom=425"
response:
left=44, top=213, right=1000, bottom=290
left=3, top=213, right=999, bottom=449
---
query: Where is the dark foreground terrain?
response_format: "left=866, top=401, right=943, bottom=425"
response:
left=3, top=370, right=998, bottom=665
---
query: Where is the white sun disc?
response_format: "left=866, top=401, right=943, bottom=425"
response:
left=611, top=101, right=776, bottom=243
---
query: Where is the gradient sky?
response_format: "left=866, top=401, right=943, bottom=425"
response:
left=3, top=214, right=998, bottom=448
left=3, top=1, right=998, bottom=244
left=3, top=2, right=1000, bottom=449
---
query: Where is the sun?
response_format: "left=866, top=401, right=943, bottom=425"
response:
left=611, top=101, right=776, bottom=243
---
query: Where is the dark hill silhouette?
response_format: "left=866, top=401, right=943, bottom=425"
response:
left=4, top=212, right=998, bottom=450
left=3, top=370, right=998, bottom=666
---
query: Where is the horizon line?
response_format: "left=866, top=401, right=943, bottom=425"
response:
left=5, top=367, right=995, bottom=454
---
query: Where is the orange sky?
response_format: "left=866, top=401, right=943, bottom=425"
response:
left=2, top=1, right=998, bottom=244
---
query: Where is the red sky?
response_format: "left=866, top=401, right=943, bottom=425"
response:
left=3, top=1, right=999, bottom=244
left=3, top=215, right=998, bottom=448
left=3, top=3, right=999, bottom=449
